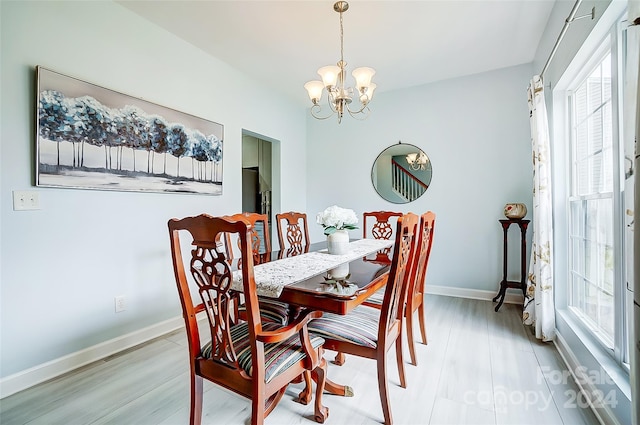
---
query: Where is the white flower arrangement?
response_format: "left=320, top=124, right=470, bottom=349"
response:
left=316, top=205, right=359, bottom=235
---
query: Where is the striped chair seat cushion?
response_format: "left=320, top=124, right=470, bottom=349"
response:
left=238, top=297, right=290, bottom=325
left=201, top=321, right=324, bottom=384
left=308, top=305, right=381, bottom=349
left=364, top=288, right=385, bottom=307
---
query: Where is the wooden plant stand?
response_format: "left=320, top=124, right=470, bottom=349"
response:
left=493, top=218, right=530, bottom=312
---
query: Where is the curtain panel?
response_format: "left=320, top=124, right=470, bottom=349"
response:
left=625, top=1, right=639, bottom=349
left=524, top=76, right=555, bottom=342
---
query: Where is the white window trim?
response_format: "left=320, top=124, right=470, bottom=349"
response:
left=553, top=0, right=628, bottom=365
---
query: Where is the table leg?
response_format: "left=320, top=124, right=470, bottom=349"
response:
left=324, top=378, right=354, bottom=397
left=306, top=369, right=354, bottom=397
left=493, top=280, right=507, bottom=312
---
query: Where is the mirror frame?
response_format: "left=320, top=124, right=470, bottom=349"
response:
left=371, top=142, right=432, bottom=204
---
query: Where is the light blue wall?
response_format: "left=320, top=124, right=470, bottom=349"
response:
left=306, top=63, right=534, bottom=292
left=0, top=0, right=307, bottom=379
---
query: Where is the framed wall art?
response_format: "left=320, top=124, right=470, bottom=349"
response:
left=36, top=66, right=223, bottom=195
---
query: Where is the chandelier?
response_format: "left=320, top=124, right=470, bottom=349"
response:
left=406, top=152, right=429, bottom=171
left=304, top=1, right=376, bottom=124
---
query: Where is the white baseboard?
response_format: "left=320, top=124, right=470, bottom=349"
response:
left=0, top=316, right=183, bottom=399
left=426, top=284, right=524, bottom=305
left=554, top=332, right=620, bottom=425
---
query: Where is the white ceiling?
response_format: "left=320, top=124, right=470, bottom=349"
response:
left=118, top=0, right=556, bottom=106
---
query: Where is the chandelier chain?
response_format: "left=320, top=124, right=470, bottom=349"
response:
left=339, top=8, right=344, bottom=67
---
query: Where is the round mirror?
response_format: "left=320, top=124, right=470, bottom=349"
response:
left=371, top=142, right=432, bottom=203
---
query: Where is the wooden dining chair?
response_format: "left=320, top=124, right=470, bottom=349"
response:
left=360, top=211, right=402, bottom=308
left=221, top=212, right=272, bottom=266
left=362, top=211, right=403, bottom=265
left=222, top=212, right=290, bottom=325
left=362, top=211, right=436, bottom=366
left=332, top=211, right=403, bottom=365
left=363, top=211, right=403, bottom=240
left=308, top=213, right=419, bottom=425
left=275, top=211, right=310, bottom=258
left=168, top=214, right=329, bottom=425
left=404, top=211, right=435, bottom=366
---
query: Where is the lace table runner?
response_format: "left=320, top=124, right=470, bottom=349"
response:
left=231, top=238, right=394, bottom=298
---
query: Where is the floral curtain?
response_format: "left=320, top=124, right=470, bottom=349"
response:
left=625, top=2, right=639, bottom=340
left=523, top=75, right=555, bottom=342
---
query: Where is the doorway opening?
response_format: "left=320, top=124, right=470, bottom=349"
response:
left=241, top=131, right=279, bottom=247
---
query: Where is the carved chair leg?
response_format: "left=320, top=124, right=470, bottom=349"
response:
left=313, top=359, right=330, bottom=423
left=405, top=308, right=418, bottom=366
left=291, top=373, right=305, bottom=384
left=333, top=352, right=346, bottom=365
left=418, top=301, right=428, bottom=345
left=376, top=351, right=393, bottom=425
left=296, top=371, right=313, bottom=405
left=395, top=332, right=407, bottom=388
left=190, top=374, right=203, bottom=425
left=252, top=391, right=266, bottom=425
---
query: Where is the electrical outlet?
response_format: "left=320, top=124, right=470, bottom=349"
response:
left=13, top=190, right=41, bottom=211
left=114, top=296, right=126, bottom=313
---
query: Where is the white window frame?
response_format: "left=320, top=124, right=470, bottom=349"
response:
left=554, top=14, right=629, bottom=369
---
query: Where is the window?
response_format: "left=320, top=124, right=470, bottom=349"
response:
left=559, top=12, right=632, bottom=368
left=567, top=50, right=616, bottom=348
left=551, top=6, right=632, bottom=422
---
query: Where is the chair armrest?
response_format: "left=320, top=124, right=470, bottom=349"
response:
left=256, top=309, right=323, bottom=370
left=255, top=309, right=322, bottom=344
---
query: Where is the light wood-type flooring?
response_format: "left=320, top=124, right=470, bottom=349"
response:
left=0, top=295, right=601, bottom=425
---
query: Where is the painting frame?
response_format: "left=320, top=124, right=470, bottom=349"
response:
left=36, top=66, right=223, bottom=195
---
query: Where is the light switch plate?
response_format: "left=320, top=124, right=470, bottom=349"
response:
left=13, top=190, right=41, bottom=211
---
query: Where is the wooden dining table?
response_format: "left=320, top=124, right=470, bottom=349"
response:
left=278, top=242, right=392, bottom=315
left=238, top=239, right=393, bottom=313
left=233, top=238, right=394, bottom=397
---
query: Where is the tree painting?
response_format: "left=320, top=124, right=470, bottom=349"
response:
left=36, top=67, right=223, bottom=195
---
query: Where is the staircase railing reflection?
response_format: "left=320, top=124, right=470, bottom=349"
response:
left=391, top=159, right=427, bottom=202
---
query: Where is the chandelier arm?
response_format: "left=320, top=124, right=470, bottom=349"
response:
left=327, top=89, right=340, bottom=114
left=309, top=104, right=337, bottom=121
left=346, top=110, right=371, bottom=121
left=345, top=102, right=369, bottom=114
left=344, top=103, right=371, bottom=120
